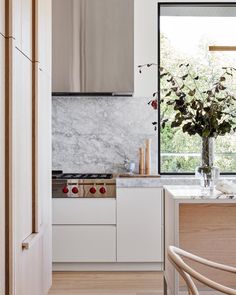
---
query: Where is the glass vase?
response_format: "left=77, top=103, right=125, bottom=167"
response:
left=195, top=137, right=220, bottom=189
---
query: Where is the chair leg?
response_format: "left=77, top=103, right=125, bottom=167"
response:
left=164, top=276, right=168, bottom=295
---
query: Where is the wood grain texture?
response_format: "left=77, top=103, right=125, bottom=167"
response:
left=4, top=0, right=52, bottom=294
left=0, top=0, right=5, bottom=36
left=179, top=204, right=236, bottom=288
left=38, top=0, right=51, bottom=72
left=145, top=139, right=151, bottom=175
left=32, top=61, right=39, bottom=232
left=32, top=3, right=39, bottom=233
left=5, top=36, right=14, bottom=295
left=209, top=46, right=236, bottom=51
left=13, top=47, right=33, bottom=294
left=48, top=271, right=163, bottom=295
left=139, top=147, right=145, bottom=174
left=0, top=33, right=5, bottom=295
left=5, top=0, right=13, bottom=37
left=12, top=0, right=33, bottom=59
left=164, top=190, right=176, bottom=295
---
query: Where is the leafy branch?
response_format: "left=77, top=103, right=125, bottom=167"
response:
left=160, top=64, right=236, bottom=137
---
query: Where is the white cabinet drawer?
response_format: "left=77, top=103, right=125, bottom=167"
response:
left=53, top=198, right=116, bottom=225
left=52, top=225, right=116, bottom=262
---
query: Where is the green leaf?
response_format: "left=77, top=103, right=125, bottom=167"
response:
left=218, top=84, right=226, bottom=90
left=171, top=121, right=182, bottom=128
left=182, top=122, right=192, bottom=133
left=171, top=87, right=178, bottom=92
left=202, top=129, right=211, bottom=137
left=188, top=89, right=196, bottom=96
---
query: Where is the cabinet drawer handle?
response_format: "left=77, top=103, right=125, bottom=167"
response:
left=22, top=231, right=41, bottom=250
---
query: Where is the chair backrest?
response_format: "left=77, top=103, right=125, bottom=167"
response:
left=168, top=246, right=236, bottom=295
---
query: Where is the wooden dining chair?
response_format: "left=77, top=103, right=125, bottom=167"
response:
left=168, top=246, right=236, bottom=295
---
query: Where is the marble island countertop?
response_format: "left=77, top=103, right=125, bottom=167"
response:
left=165, top=185, right=236, bottom=201
left=116, top=175, right=236, bottom=188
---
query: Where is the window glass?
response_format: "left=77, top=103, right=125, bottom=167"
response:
left=159, top=4, right=236, bottom=173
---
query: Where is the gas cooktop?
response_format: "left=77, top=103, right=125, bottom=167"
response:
left=52, top=170, right=113, bottom=180
left=52, top=170, right=116, bottom=198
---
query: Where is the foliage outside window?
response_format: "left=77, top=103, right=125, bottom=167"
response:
left=159, top=4, right=236, bottom=174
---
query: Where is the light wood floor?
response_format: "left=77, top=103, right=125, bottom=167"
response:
left=48, top=271, right=163, bottom=295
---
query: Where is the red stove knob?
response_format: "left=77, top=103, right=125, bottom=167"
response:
left=72, top=187, right=79, bottom=194
left=99, top=187, right=106, bottom=194
left=62, top=186, right=69, bottom=194
left=90, top=187, right=96, bottom=194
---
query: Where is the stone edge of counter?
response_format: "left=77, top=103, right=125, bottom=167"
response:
left=116, top=177, right=198, bottom=188
left=116, top=176, right=236, bottom=188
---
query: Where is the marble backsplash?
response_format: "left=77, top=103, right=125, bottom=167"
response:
left=52, top=96, right=158, bottom=173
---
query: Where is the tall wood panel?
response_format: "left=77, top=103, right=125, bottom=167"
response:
left=0, top=0, right=5, bottom=36
left=0, top=33, right=5, bottom=295
left=12, top=0, right=33, bottom=59
left=12, top=47, right=33, bottom=293
left=4, top=0, right=52, bottom=294
left=38, top=67, right=52, bottom=294
left=38, top=0, right=52, bottom=73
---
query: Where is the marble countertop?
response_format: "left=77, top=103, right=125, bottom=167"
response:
left=116, top=175, right=199, bottom=187
left=116, top=175, right=236, bottom=188
left=165, top=185, right=236, bottom=201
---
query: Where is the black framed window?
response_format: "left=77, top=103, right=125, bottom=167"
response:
left=158, top=2, right=236, bottom=174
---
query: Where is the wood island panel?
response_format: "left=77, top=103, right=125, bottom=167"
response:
left=179, top=203, right=236, bottom=289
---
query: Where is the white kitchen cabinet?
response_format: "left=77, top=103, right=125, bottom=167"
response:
left=52, top=225, right=116, bottom=262
left=52, top=198, right=116, bottom=263
left=117, top=187, right=163, bottom=262
left=53, top=198, right=116, bottom=225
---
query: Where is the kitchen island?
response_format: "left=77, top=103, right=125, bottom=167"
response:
left=164, top=185, right=236, bottom=295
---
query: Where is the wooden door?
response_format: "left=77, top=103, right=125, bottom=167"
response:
left=12, top=0, right=33, bottom=59
left=38, top=66, right=52, bottom=294
left=38, top=0, right=52, bottom=73
left=12, top=46, right=41, bottom=295
left=0, top=33, right=5, bottom=295
left=4, top=0, right=52, bottom=293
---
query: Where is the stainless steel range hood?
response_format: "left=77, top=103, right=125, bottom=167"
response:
left=52, top=0, right=134, bottom=96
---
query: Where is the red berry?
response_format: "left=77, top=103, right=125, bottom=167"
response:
left=151, top=100, right=158, bottom=110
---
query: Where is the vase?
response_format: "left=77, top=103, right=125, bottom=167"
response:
left=195, top=137, right=220, bottom=189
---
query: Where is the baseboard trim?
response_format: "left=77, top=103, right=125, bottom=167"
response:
left=52, top=262, right=163, bottom=272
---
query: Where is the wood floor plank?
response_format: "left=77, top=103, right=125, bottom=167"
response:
left=48, top=271, right=163, bottom=295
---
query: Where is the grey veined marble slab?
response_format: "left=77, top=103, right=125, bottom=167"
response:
left=165, top=185, right=236, bottom=201
left=116, top=176, right=236, bottom=188
left=52, top=96, right=158, bottom=173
